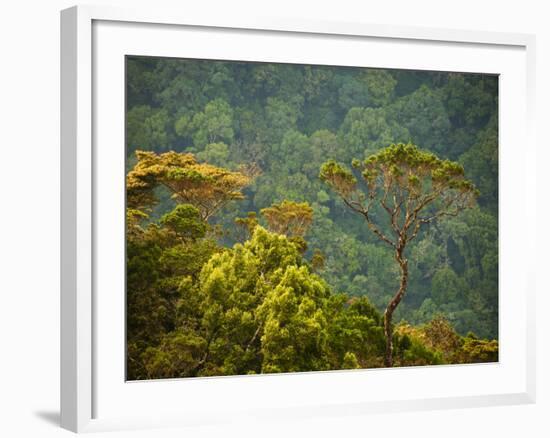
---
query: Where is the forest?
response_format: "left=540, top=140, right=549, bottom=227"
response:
left=126, top=56, right=499, bottom=379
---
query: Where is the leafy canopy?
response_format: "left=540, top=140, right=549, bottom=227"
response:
left=320, top=143, right=479, bottom=249
left=260, top=200, right=314, bottom=237
left=127, top=150, right=251, bottom=220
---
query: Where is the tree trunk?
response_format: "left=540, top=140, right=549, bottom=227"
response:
left=383, top=252, right=408, bottom=367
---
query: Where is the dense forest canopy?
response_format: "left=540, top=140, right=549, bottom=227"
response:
left=126, top=56, right=498, bottom=379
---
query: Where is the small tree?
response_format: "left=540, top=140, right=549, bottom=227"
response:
left=320, top=143, right=478, bottom=367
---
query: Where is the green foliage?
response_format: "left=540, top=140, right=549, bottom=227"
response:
left=311, top=248, right=326, bottom=272
left=321, top=142, right=479, bottom=366
left=342, top=352, right=360, bottom=369
left=455, top=333, right=499, bottom=363
left=258, top=264, right=332, bottom=373
left=190, top=98, right=234, bottom=148
left=431, top=266, right=467, bottom=306
left=126, top=150, right=250, bottom=220
left=265, top=97, right=300, bottom=144
left=125, top=57, right=499, bottom=378
left=460, top=115, right=498, bottom=212
left=339, top=107, right=409, bottom=160
left=400, top=337, right=444, bottom=366
left=388, top=85, right=451, bottom=154
left=338, top=77, right=371, bottom=110
left=196, top=142, right=230, bottom=167
left=261, top=200, right=314, bottom=237
left=359, top=69, right=397, bottom=107
left=159, top=204, right=207, bottom=241
left=126, top=205, right=219, bottom=379
left=126, top=105, right=170, bottom=153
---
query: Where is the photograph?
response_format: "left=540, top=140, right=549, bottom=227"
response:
left=125, top=56, right=499, bottom=380
left=0, top=0, right=544, bottom=436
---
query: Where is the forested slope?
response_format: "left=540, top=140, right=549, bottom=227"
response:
left=126, top=57, right=498, bottom=379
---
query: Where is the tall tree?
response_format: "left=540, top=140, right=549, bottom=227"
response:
left=320, top=143, right=478, bottom=366
left=126, top=150, right=250, bottom=220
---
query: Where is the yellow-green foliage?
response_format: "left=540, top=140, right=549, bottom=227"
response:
left=394, top=316, right=498, bottom=367
left=127, top=180, right=497, bottom=379
left=127, top=150, right=250, bottom=220
left=260, top=200, right=314, bottom=238
left=125, top=59, right=499, bottom=378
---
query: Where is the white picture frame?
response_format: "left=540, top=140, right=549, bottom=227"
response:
left=60, top=4, right=537, bottom=433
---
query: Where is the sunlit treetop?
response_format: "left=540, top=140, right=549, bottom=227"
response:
left=260, top=200, right=314, bottom=238
left=127, top=150, right=251, bottom=220
left=358, top=142, right=478, bottom=193
left=320, top=143, right=479, bottom=249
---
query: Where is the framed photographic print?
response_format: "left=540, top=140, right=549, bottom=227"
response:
left=61, top=4, right=536, bottom=433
